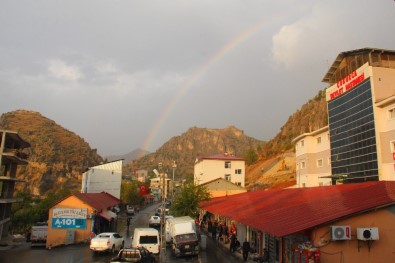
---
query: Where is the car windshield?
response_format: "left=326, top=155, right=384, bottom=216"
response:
left=98, top=234, right=110, bottom=238
left=175, top=233, right=197, bottom=243
left=140, top=236, right=158, bottom=244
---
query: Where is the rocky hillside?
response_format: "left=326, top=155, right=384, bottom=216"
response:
left=0, top=110, right=103, bottom=196
left=0, top=88, right=328, bottom=195
left=246, top=89, right=328, bottom=189
left=125, top=126, right=266, bottom=180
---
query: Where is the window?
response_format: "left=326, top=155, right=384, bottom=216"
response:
left=225, top=161, right=231, bottom=168
left=300, top=140, right=304, bottom=147
left=225, top=174, right=231, bottom=181
left=235, top=169, right=242, bottom=174
left=317, top=136, right=322, bottom=144
left=317, top=159, right=323, bottom=167
left=391, top=141, right=395, bottom=152
left=300, top=161, right=306, bottom=169
left=389, top=108, right=395, bottom=119
left=236, top=182, right=241, bottom=186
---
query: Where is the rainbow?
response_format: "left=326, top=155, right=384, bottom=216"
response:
left=142, top=17, right=275, bottom=151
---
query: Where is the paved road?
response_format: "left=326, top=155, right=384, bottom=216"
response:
left=0, top=203, right=246, bottom=263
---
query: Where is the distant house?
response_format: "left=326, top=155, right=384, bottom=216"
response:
left=194, top=153, right=245, bottom=187
left=149, top=176, right=171, bottom=201
left=0, top=130, right=30, bottom=244
left=292, top=126, right=332, bottom=187
left=200, top=178, right=247, bottom=198
left=81, top=160, right=123, bottom=199
left=134, top=169, right=148, bottom=182
left=46, top=192, right=120, bottom=248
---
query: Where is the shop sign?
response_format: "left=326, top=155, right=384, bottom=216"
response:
left=52, top=208, right=87, bottom=229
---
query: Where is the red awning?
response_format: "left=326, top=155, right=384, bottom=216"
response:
left=98, top=210, right=117, bottom=221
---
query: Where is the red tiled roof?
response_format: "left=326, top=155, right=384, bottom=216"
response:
left=73, top=192, right=120, bottom=211
left=199, top=181, right=395, bottom=237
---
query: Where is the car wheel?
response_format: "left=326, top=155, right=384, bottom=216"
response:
left=111, top=245, right=115, bottom=254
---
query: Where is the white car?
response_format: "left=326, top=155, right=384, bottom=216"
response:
left=90, top=232, right=124, bottom=254
left=148, top=215, right=161, bottom=228
left=126, top=205, right=135, bottom=216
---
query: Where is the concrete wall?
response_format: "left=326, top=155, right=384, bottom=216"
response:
left=311, top=205, right=395, bottom=263
left=47, top=195, right=94, bottom=248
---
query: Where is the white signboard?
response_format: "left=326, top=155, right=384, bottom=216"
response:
left=52, top=208, right=88, bottom=229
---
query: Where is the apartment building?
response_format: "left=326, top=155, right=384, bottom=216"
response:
left=0, top=130, right=30, bottom=242
left=293, top=126, right=332, bottom=187
left=194, top=153, right=245, bottom=187
left=81, top=160, right=123, bottom=199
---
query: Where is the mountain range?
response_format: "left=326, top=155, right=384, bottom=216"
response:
left=0, top=89, right=328, bottom=196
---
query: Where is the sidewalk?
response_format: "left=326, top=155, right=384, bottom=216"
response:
left=0, top=234, right=25, bottom=251
left=201, top=229, right=256, bottom=263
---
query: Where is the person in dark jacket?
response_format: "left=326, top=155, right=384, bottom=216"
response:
left=230, top=233, right=236, bottom=252
left=242, top=239, right=251, bottom=261
left=212, top=223, right=217, bottom=240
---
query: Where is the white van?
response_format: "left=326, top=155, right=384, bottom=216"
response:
left=131, top=228, right=160, bottom=254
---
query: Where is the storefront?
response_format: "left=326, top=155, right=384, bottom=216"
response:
left=46, top=192, right=120, bottom=248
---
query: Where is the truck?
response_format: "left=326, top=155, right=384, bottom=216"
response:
left=166, top=216, right=199, bottom=257
left=30, top=223, right=48, bottom=247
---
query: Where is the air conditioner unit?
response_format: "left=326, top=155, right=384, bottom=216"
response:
left=357, top=227, right=379, bottom=241
left=330, top=226, right=351, bottom=240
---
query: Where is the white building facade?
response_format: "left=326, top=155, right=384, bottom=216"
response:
left=293, top=126, right=332, bottom=187
left=194, top=153, right=245, bottom=187
left=81, top=160, right=123, bottom=199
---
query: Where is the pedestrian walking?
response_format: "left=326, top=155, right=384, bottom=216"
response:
left=212, top=223, right=217, bottom=240
left=230, top=233, right=236, bottom=252
left=218, top=223, right=223, bottom=241
left=242, top=239, right=251, bottom=261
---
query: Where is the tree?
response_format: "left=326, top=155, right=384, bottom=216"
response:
left=170, top=180, right=211, bottom=218
left=121, top=180, right=144, bottom=206
left=245, top=148, right=258, bottom=165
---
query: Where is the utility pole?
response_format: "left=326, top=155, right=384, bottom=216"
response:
left=159, top=163, right=166, bottom=263
left=172, top=161, right=176, bottom=202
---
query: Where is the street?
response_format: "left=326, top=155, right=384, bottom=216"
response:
left=0, top=204, right=243, bottom=263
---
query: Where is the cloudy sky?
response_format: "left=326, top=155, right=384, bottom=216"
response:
left=1, top=1, right=394, bottom=156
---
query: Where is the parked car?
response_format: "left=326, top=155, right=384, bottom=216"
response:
left=30, top=222, right=48, bottom=247
left=127, top=205, right=135, bottom=216
left=90, top=232, right=124, bottom=254
left=111, top=247, right=155, bottom=263
left=148, top=215, right=161, bottom=228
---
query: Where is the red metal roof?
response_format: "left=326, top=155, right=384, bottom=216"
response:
left=199, top=181, right=395, bottom=237
left=73, top=192, right=120, bottom=211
